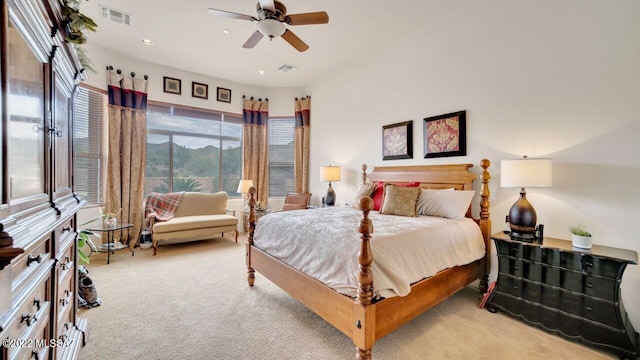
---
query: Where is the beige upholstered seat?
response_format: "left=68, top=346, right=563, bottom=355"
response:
left=151, top=191, right=238, bottom=255
left=282, top=193, right=311, bottom=211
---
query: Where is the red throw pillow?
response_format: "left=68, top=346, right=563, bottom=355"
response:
left=371, top=181, right=421, bottom=211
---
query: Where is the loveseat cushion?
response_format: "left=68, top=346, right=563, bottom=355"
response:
left=153, top=214, right=238, bottom=234
left=174, top=191, right=228, bottom=217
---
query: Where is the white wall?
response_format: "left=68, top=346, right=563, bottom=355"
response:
left=81, top=43, right=303, bottom=117
left=305, top=0, right=640, bottom=328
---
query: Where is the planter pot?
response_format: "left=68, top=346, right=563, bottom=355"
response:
left=572, top=234, right=593, bottom=249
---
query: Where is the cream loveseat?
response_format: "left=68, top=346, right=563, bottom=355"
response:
left=150, top=191, right=238, bottom=255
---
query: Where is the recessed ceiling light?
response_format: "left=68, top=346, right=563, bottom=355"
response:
left=141, top=39, right=154, bottom=46
left=222, top=29, right=230, bottom=34
left=258, top=70, right=265, bottom=75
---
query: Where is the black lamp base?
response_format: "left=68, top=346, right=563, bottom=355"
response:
left=325, top=182, right=336, bottom=206
left=509, top=189, right=537, bottom=241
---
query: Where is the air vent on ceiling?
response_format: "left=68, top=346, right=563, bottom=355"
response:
left=278, top=64, right=297, bottom=73
left=99, top=5, right=132, bottom=25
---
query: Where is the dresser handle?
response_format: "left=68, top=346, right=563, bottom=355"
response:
left=60, top=298, right=69, bottom=306
left=513, top=285, right=518, bottom=289
left=31, top=350, right=39, bottom=360
left=585, top=261, right=593, bottom=267
left=586, top=306, right=593, bottom=311
left=65, top=289, right=70, bottom=297
left=586, top=283, right=593, bottom=288
left=62, top=226, right=71, bottom=233
left=514, top=266, right=519, bottom=270
left=33, top=298, right=41, bottom=311
left=27, top=254, right=43, bottom=266
left=21, top=313, right=37, bottom=326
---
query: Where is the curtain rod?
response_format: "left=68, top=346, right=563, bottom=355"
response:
left=242, top=95, right=268, bottom=101
left=106, top=65, right=149, bottom=80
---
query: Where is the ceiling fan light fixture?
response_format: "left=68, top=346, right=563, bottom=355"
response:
left=257, top=19, right=285, bottom=38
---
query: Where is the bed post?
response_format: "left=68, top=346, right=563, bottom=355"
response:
left=478, top=159, right=491, bottom=294
left=361, top=164, right=368, bottom=185
left=356, top=196, right=374, bottom=360
left=246, top=186, right=257, bottom=286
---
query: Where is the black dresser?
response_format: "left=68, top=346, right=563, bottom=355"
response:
left=488, top=232, right=639, bottom=359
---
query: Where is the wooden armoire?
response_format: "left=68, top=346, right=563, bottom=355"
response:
left=0, top=0, right=88, bottom=359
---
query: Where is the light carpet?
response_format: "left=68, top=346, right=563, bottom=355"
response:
left=78, top=235, right=614, bottom=360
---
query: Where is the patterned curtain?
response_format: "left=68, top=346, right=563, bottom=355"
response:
left=242, top=97, right=269, bottom=206
left=106, top=68, right=148, bottom=248
left=294, top=97, right=311, bottom=194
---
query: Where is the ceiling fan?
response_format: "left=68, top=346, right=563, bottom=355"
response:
left=207, top=0, right=329, bottom=52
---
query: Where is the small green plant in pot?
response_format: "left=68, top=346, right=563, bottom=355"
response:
left=569, top=224, right=592, bottom=249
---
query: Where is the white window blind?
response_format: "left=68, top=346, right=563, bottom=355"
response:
left=74, top=87, right=106, bottom=205
left=268, top=118, right=295, bottom=197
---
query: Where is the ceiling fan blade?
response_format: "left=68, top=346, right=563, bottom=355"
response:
left=285, top=12, right=329, bottom=26
left=206, top=8, right=256, bottom=21
left=281, top=29, right=309, bottom=52
left=258, top=0, right=276, bottom=12
left=243, top=30, right=264, bottom=49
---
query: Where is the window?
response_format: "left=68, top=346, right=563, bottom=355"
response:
left=73, top=87, right=106, bottom=205
left=145, top=104, right=242, bottom=197
left=268, top=117, right=295, bottom=197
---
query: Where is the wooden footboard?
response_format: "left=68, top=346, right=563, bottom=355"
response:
left=246, top=159, right=491, bottom=360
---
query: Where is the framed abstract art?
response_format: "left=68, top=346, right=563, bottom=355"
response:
left=382, top=120, right=413, bottom=160
left=423, top=110, right=466, bottom=158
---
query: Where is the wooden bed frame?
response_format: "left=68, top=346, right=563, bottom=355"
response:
left=245, top=159, right=491, bottom=359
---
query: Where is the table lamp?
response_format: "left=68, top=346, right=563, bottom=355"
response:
left=237, top=179, right=254, bottom=210
left=320, top=165, right=341, bottom=206
left=501, top=157, right=552, bottom=241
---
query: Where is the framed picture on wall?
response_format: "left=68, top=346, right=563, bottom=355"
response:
left=423, top=110, right=466, bottom=158
left=192, top=82, right=208, bottom=99
left=163, top=76, right=181, bottom=95
left=382, top=120, right=413, bottom=160
left=217, top=87, right=231, bottom=103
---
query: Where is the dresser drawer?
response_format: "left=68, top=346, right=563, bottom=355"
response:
left=582, top=256, right=622, bottom=279
left=56, top=240, right=75, bottom=285
left=10, top=236, right=52, bottom=298
left=584, top=275, right=617, bottom=301
left=56, top=269, right=74, bottom=325
left=496, top=274, right=522, bottom=298
left=496, top=240, right=541, bottom=261
left=583, top=296, right=623, bottom=329
left=558, top=312, right=582, bottom=337
left=5, top=274, right=52, bottom=360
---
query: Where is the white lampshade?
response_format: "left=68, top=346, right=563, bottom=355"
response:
left=320, top=166, right=341, bottom=182
left=501, top=158, right=552, bottom=188
left=237, top=179, right=254, bottom=194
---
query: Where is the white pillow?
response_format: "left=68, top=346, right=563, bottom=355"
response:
left=417, top=189, right=475, bottom=219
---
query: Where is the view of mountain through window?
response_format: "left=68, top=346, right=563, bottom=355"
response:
left=145, top=105, right=242, bottom=197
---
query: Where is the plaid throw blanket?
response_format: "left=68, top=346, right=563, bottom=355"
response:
left=145, top=192, right=185, bottom=228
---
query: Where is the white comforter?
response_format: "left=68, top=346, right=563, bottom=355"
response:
left=253, top=206, right=485, bottom=299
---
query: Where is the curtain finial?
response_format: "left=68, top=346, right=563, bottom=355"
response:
left=131, top=72, right=135, bottom=77
left=144, top=75, right=149, bottom=80
left=265, top=98, right=269, bottom=102
left=243, top=95, right=246, bottom=99
left=116, top=69, right=122, bottom=74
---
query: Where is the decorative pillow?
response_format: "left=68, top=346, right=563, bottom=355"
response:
left=371, top=181, right=420, bottom=211
left=417, top=189, right=476, bottom=219
left=379, top=184, right=421, bottom=217
left=352, top=182, right=377, bottom=209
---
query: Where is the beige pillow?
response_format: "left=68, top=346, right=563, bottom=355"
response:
left=417, top=189, right=476, bottom=219
left=352, top=182, right=377, bottom=208
left=380, top=184, right=421, bottom=217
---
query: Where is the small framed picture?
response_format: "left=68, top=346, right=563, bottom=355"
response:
left=423, top=110, right=466, bottom=158
left=217, top=87, right=231, bottom=103
left=382, top=120, right=413, bottom=160
left=163, top=76, right=181, bottom=95
left=192, top=82, right=208, bottom=99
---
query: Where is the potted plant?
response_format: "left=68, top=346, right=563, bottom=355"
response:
left=569, top=224, right=592, bottom=249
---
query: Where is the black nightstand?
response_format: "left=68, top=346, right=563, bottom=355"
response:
left=488, top=232, right=639, bottom=359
